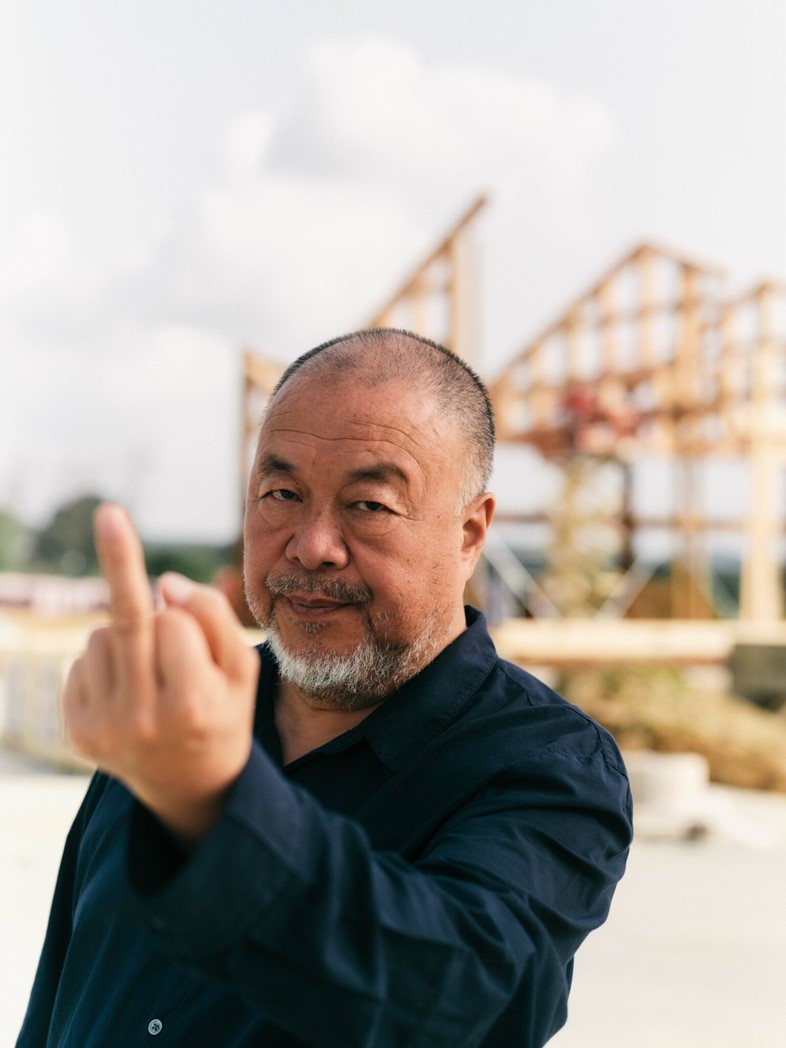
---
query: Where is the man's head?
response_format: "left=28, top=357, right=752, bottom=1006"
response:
left=243, top=329, right=496, bottom=709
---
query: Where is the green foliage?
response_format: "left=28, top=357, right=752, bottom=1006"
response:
left=24, top=493, right=236, bottom=582
left=32, top=494, right=103, bottom=575
left=143, top=543, right=234, bottom=584
left=0, top=507, right=31, bottom=571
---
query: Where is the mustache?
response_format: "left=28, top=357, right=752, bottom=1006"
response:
left=265, top=573, right=372, bottom=605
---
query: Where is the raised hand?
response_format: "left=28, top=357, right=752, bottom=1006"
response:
left=62, top=504, right=259, bottom=843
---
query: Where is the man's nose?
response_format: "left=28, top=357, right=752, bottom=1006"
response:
left=285, top=505, right=349, bottom=571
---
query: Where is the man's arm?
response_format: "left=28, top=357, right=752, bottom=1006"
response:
left=122, top=708, right=630, bottom=1046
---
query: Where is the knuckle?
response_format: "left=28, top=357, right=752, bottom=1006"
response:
left=111, top=610, right=150, bottom=638
left=127, top=709, right=156, bottom=744
left=85, top=625, right=111, bottom=657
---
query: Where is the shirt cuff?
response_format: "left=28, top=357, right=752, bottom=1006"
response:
left=126, top=741, right=307, bottom=958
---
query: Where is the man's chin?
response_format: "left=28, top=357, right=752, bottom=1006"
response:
left=266, top=624, right=420, bottom=706
left=269, top=627, right=363, bottom=661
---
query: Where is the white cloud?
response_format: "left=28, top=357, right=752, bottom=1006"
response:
left=0, top=211, right=71, bottom=294
left=264, top=36, right=614, bottom=216
left=118, top=35, right=617, bottom=362
left=223, top=112, right=275, bottom=179
left=3, top=34, right=617, bottom=539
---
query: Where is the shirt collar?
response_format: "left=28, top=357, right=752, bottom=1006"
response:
left=255, top=607, right=498, bottom=772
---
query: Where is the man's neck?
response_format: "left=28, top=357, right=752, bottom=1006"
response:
left=274, top=681, right=382, bottom=765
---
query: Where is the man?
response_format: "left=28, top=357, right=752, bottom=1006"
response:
left=19, top=329, right=632, bottom=1047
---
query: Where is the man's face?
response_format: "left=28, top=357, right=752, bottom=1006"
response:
left=243, top=370, right=491, bottom=707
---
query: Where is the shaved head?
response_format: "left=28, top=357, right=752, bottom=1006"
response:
left=271, top=328, right=495, bottom=509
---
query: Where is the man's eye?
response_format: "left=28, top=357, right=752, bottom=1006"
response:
left=356, top=500, right=388, bottom=513
left=268, top=489, right=299, bottom=502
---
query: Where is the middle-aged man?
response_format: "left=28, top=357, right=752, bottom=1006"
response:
left=18, top=329, right=632, bottom=1047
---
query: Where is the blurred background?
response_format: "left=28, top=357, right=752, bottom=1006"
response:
left=2, top=2, right=786, bottom=1045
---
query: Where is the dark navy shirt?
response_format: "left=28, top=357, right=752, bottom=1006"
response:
left=18, top=608, right=632, bottom=1047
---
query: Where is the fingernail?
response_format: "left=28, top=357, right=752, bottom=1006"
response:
left=94, top=503, right=126, bottom=538
left=160, top=572, right=196, bottom=604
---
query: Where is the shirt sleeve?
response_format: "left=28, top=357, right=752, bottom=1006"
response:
left=124, top=724, right=632, bottom=1048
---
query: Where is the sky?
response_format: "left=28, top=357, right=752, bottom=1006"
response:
left=3, top=0, right=786, bottom=543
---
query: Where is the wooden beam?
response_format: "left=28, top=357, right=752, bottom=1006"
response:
left=366, top=195, right=488, bottom=333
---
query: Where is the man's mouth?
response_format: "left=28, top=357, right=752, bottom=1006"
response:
left=283, top=594, right=359, bottom=622
left=266, top=574, right=372, bottom=607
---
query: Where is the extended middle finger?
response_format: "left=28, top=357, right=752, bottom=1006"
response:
left=94, top=503, right=156, bottom=696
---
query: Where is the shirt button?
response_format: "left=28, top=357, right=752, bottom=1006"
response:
left=148, top=1018, right=163, bottom=1035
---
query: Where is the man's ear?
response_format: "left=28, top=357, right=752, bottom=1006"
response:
left=461, top=493, right=496, bottom=574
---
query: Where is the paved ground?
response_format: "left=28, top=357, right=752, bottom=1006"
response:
left=1, top=749, right=89, bottom=1045
left=2, top=747, right=785, bottom=1047
left=549, top=787, right=786, bottom=1047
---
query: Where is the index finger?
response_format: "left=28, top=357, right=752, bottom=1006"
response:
left=95, top=503, right=155, bottom=684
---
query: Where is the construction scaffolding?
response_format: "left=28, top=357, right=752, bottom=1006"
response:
left=489, top=244, right=786, bottom=622
left=241, top=204, right=786, bottom=625
left=365, top=195, right=487, bottom=366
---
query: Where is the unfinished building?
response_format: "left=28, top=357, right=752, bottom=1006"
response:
left=242, top=198, right=786, bottom=639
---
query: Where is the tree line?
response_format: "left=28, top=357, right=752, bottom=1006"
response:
left=0, top=495, right=235, bottom=583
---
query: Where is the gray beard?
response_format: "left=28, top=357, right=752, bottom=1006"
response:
left=265, top=625, right=438, bottom=711
left=247, top=572, right=445, bottom=711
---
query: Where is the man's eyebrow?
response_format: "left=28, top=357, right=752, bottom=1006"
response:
left=346, top=463, right=409, bottom=486
left=256, top=453, right=297, bottom=477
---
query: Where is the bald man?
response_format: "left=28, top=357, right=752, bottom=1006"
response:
left=19, top=330, right=632, bottom=1048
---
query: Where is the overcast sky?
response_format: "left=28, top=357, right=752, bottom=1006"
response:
left=3, top=0, right=786, bottom=542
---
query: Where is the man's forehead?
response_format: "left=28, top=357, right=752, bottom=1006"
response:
left=264, top=372, right=443, bottom=439
left=256, top=375, right=454, bottom=484
left=256, top=421, right=428, bottom=470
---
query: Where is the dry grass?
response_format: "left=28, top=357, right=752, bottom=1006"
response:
left=558, top=665, right=786, bottom=792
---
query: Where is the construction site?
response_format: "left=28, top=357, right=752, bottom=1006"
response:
left=238, top=197, right=786, bottom=791
left=2, top=198, right=786, bottom=1048
left=4, top=196, right=786, bottom=788
left=245, top=196, right=786, bottom=622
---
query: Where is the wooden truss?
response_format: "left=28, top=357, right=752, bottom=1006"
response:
left=488, top=244, right=786, bottom=622
left=489, top=243, right=786, bottom=458
left=241, top=203, right=785, bottom=623
left=366, top=195, right=487, bottom=365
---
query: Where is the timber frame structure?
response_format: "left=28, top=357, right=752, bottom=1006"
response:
left=488, top=244, right=786, bottom=622
left=241, top=201, right=786, bottom=624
